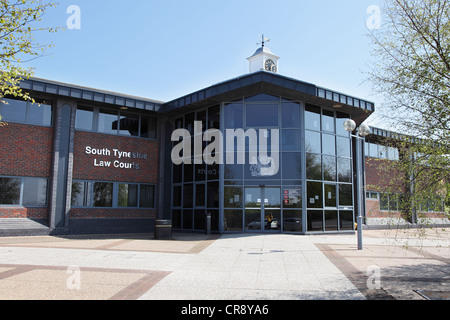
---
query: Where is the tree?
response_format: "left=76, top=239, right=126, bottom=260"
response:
left=366, top=0, right=450, bottom=226
left=0, top=0, right=59, bottom=126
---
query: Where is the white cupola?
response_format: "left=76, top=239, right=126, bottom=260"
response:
left=247, top=35, right=280, bottom=74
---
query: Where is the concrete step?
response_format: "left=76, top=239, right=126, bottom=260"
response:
left=0, top=219, right=51, bottom=237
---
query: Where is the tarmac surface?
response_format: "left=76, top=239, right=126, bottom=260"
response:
left=0, top=228, right=448, bottom=300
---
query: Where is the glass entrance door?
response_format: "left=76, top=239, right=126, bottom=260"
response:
left=244, top=187, right=281, bottom=232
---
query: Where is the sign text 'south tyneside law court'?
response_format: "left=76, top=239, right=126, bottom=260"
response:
left=85, top=146, right=148, bottom=170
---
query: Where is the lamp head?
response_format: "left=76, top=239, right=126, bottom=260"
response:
left=358, top=123, right=371, bottom=137
left=343, top=119, right=357, bottom=132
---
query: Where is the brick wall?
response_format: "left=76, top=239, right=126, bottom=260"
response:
left=0, top=123, right=53, bottom=177
left=70, top=131, right=160, bottom=224
left=73, top=131, right=159, bottom=183
left=365, top=157, right=405, bottom=193
left=70, top=208, right=156, bottom=219
left=0, top=123, right=53, bottom=219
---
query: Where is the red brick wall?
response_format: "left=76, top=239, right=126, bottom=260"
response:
left=70, top=208, right=156, bottom=219
left=0, top=123, right=53, bottom=177
left=0, top=208, right=47, bottom=219
left=0, top=123, right=53, bottom=219
left=365, top=157, right=405, bottom=193
left=73, top=131, right=159, bottom=183
left=71, top=131, right=160, bottom=221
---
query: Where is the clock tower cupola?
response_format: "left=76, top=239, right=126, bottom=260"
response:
left=247, top=35, right=280, bottom=74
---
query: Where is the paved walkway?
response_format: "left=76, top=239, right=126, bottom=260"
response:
left=0, top=229, right=448, bottom=300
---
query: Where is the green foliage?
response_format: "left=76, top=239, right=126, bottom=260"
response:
left=367, top=0, right=450, bottom=223
left=0, top=0, right=60, bottom=125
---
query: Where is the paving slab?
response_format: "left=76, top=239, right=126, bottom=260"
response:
left=0, top=229, right=448, bottom=300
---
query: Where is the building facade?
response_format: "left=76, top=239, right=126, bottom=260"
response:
left=0, top=46, right=447, bottom=236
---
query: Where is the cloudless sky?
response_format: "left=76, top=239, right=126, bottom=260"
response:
left=28, top=0, right=385, bottom=126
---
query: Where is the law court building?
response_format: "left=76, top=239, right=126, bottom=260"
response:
left=0, top=44, right=447, bottom=236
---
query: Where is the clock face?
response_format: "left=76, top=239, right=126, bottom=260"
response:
left=265, top=59, right=277, bottom=72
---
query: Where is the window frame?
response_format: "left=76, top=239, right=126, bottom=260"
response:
left=0, top=176, right=49, bottom=207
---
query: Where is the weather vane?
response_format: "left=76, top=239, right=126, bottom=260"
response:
left=257, top=34, right=270, bottom=47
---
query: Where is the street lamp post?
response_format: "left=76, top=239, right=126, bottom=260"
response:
left=343, top=120, right=370, bottom=250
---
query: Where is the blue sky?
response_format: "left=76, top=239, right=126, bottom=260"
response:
left=29, top=0, right=383, bottom=125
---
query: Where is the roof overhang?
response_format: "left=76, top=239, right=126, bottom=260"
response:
left=161, top=71, right=374, bottom=125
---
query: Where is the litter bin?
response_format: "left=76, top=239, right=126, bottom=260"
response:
left=154, top=219, right=172, bottom=240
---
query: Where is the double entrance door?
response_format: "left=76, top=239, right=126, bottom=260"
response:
left=244, top=187, right=281, bottom=232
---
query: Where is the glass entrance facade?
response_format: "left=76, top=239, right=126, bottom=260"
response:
left=171, top=93, right=355, bottom=234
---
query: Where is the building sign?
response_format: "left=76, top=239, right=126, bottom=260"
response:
left=85, top=146, right=148, bottom=170
left=284, top=189, right=301, bottom=205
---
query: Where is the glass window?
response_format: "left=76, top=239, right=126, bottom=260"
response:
left=118, top=184, right=138, bottom=207
left=172, top=209, right=181, bottom=228
left=283, top=210, right=302, bottom=232
left=195, top=164, right=206, bottom=181
left=183, top=184, right=193, bottom=208
left=337, top=137, right=351, bottom=158
left=208, top=105, right=220, bottom=130
left=224, top=157, right=243, bottom=180
left=76, top=106, right=94, bottom=131
left=194, top=209, right=206, bottom=230
left=246, top=104, right=279, bottom=127
left=196, top=111, right=207, bottom=132
left=306, top=153, right=322, bottom=180
left=207, top=182, right=219, bottom=208
left=140, top=185, right=155, bottom=208
left=282, top=152, right=302, bottom=180
left=380, top=193, right=389, bottom=210
left=283, top=187, right=302, bottom=209
left=307, top=210, right=323, bottom=231
left=336, top=112, right=350, bottom=137
left=140, top=116, right=157, bottom=139
left=118, top=113, right=139, bottom=136
left=337, top=158, right=352, bottom=183
left=1, top=99, right=27, bottom=123
left=184, top=163, right=193, bottom=183
left=322, top=110, right=335, bottom=133
left=183, top=210, right=193, bottom=229
left=307, top=181, right=323, bottom=209
left=379, top=146, right=388, bottom=159
left=195, top=184, right=206, bottom=207
left=282, top=129, right=301, bottom=151
left=282, top=102, right=301, bottom=128
left=98, top=109, right=118, bottom=134
left=173, top=186, right=182, bottom=207
left=224, top=186, right=243, bottom=208
left=305, top=105, right=321, bottom=131
left=339, top=211, right=354, bottom=230
left=22, top=178, right=48, bottom=207
left=224, top=209, right=243, bottom=232
left=322, top=134, right=336, bottom=155
left=185, top=112, right=195, bottom=135
left=324, top=184, right=337, bottom=208
left=0, top=177, right=21, bottom=205
left=28, top=102, right=52, bottom=126
left=305, top=130, right=321, bottom=153
left=71, top=181, right=92, bottom=207
left=323, top=156, right=337, bottom=181
left=339, top=184, right=353, bottom=206
left=325, top=210, right=338, bottom=231
left=224, top=103, right=243, bottom=129
left=369, top=143, right=378, bottom=158
left=93, top=182, right=113, bottom=207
